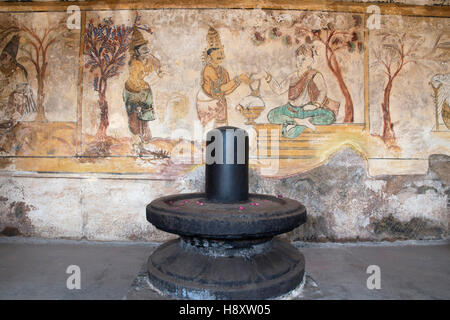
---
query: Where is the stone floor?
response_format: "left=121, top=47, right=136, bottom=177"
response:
left=0, top=237, right=449, bottom=300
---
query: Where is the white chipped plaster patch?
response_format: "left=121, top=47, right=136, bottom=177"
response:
left=364, top=180, right=387, bottom=195
left=81, top=179, right=174, bottom=241
left=0, top=178, right=26, bottom=202
left=2, top=177, right=84, bottom=239
left=363, top=178, right=448, bottom=226
left=26, top=179, right=82, bottom=238
left=174, top=165, right=204, bottom=194
left=384, top=177, right=448, bottom=224
left=387, top=191, right=448, bottom=225
left=332, top=206, right=371, bottom=239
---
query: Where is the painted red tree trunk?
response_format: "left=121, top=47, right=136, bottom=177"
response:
left=326, top=46, right=354, bottom=123
left=84, top=22, right=133, bottom=153
left=96, top=77, right=109, bottom=141
left=381, top=78, right=396, bottom=142
left=34, top=73, right=46, bottom=121
left=34, top=60, right=49, bottom=121
left=18, top=24, right=56, bottom=122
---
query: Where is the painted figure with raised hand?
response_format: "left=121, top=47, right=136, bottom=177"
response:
left=196, top=27, right=250, bottom=128
left=123, top=21, right=164, bottom=155
left=256, top=44, right=338, bottom=138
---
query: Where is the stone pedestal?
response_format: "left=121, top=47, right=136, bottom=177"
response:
left=146, top=193, right=306, bottom=299
left=146, top=127, right=307, bottom=299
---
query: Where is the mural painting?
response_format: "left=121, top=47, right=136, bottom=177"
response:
left=196, top=27, right=250, bottom=130
left=263, top=44, right=337, bottom=139
left=238, top=11, right=366, bottom=174
left=431, top=73, right=450, bottom=131
left=123, top=16, right=167, bottom=157
left=0, top=12, right=79, bottom=160
left=369, top=15, right=449, bottom=163
left=0, top=8, right=445, bottom=178
left=251, top=13, right=365, bottom=124
left=83, top=17, right=133, bottom=155
left=0, top=34, right=36, bottom=153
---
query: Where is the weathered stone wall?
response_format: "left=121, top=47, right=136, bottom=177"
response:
left=0, top=1, right=448, bottom=242
left=180, top=149, right=449, bottom=242
left=1, top=148, right=447, bottom=241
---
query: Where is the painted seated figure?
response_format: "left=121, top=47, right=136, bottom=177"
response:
left=261, top=44, right=338, bottom=139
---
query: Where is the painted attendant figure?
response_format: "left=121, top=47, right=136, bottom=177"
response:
left=123, top=25, right=163, bottom=155
left=256, top=44, right=338, bottom=138
left=196, top=27, right=250, bottom=129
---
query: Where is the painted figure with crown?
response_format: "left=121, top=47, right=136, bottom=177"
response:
left=196, top=27, right=250, bottom=129
left=123, top=18, right=164, bottom=155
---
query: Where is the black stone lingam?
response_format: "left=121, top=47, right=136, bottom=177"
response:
left=146, top=126, right=307, bottom=300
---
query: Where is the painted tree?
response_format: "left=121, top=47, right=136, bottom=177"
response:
left=84, top=20, right=132, bottom=143
left=372, top=32, right=422, bottom=145
left=294, top=20, right=364, bottom=123
left=0, top=18, right=77, bottom=121
left=256, top=15, right=364, bottom=123
left=422, top=33, right=450, bottom=63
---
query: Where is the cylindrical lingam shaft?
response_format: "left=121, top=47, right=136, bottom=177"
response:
left=205, top=126, right=249, bottom=203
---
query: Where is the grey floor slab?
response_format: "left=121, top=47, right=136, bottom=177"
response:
left=0, top=239, right=154, bottom=299
left=0, top=237, right=449, bottom=300
left=298, top=243, right=450, bottom=300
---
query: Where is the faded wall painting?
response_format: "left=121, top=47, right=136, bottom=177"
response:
left=79, top=9, right=367, bottom=177
left=432, top=73, right=450, bottom=131
left=0, top=12, right=79, bottom=160
left=369, top=15, right=450, bottom=155
left=0, top=8, right=448, bottom=178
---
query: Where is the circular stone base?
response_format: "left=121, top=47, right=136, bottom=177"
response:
left=147, top=237, right=305, bottom=300
left=146, top=193, right=306, bottom=239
